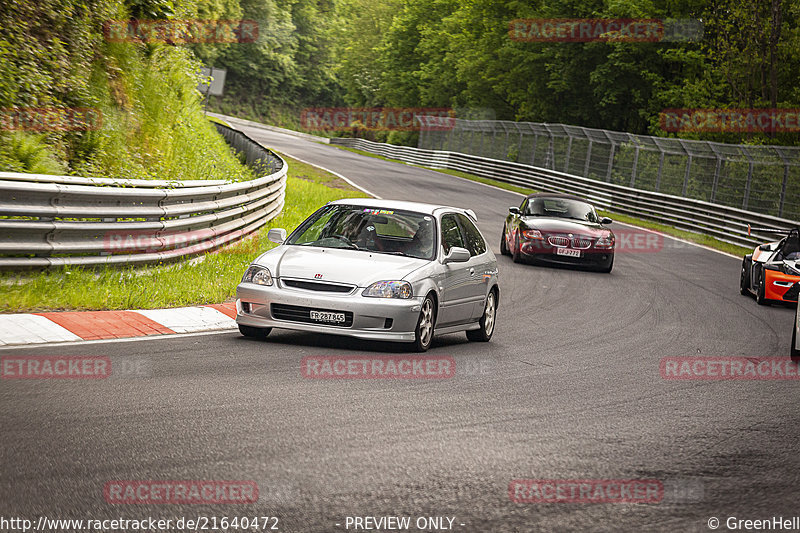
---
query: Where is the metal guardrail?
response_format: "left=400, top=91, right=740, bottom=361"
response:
left=330, top=137, right=799, bottom=249
left=418, top=117, right=800, bottom=221
left=0, top=123, right=286, bottom=270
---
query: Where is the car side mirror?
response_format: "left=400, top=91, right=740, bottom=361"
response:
left=268, top=228, right=287, bottom=244
left=509, top=207, right=521, bottom=215
left=600, top=217, right=613, bottom=225
left=443, top=247, right=471, bottom=264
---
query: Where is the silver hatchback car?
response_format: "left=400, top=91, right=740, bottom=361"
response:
left=236, top=198, right=499, bottom=351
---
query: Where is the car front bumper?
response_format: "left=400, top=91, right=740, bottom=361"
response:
left=519, top=241, right=614, bottom=266
left=236, top=282, right=424, bottom=342
left=765, top=273, right=800, bottom=302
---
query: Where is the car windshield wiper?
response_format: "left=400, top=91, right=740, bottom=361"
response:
left=330, top=235, right=360, bottom=249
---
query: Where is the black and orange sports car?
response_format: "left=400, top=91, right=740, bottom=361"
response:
left=740, top=227, right=800, bottom=305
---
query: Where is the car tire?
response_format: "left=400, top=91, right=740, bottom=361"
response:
left=467, top=289, right=497, bottom=342
left=411, top=295, right=436, bottom=352
left=740, top=257, right=750, bottom=295
left=239, top=324, right=271, bottom=339
left=756, top=268, right=769, bottom=306
left=598, top=255, right=614, bottom=273
left=512, top=233, right=523, bottom=264
left=500, top=228, right=510, bottom=256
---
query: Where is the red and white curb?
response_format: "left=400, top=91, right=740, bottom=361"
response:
left=0, top=303, right=237, bottom=347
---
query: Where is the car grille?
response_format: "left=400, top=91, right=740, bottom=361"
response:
left=282, top=279, right=355, bottom=293
left=547, top=235, right=592, bottom=249
left=548, top=236, right=569, bottom=247
left=271, top=303, right=354, bottom=327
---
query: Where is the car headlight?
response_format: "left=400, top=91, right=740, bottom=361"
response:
left=522, top=229, right=543, bottom=240
left=362, top=280, right=413, bottom=299
left=595, top=234, right=615, bottom=249
left=241, top=265, right=273, bottom=286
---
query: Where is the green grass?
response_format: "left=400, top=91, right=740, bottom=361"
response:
left=0, top=154, right=369, bottom=312
left=331, top=144, right=751, bottom=257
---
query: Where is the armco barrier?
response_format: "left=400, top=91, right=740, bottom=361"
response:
left=0, top=123, right=286, bottom=270
left=330, top=137, right=799, bottom=248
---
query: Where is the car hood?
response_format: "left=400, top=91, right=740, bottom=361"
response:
left=258, top=245, right=429, bottom=286
left=521, top=216, right=608, bottom=235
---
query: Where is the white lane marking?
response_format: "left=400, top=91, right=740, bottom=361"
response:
left=134, top=306, right=236, bottom=334
left=276, top=150, right=380, bottom=199
left=0, top=327, right=238, bottom=351
left=0, top=314, right=82, bottom=345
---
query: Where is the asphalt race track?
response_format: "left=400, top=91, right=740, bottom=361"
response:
left=2, top=121, right=799, bottom=533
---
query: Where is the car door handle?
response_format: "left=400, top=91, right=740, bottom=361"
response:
left=469, top=268, right=475, bottom=276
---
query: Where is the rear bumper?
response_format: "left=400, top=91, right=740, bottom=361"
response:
left=236, top=282, right=423, bottom=341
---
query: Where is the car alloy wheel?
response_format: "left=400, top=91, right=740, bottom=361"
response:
left=413, top=296, right=435, bottom=352
left=467, top=289, right=497, bottom=342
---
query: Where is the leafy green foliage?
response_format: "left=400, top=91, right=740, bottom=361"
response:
left=0, top=0, right=254, bottom=181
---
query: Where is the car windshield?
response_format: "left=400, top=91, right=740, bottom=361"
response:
left=286, top=204, right=437, bottom=260
left=525, top=197, right=598, bottom=222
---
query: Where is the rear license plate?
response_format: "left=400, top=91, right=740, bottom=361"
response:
left=556, top=247, right=581, bottom=258
left=310, top=310, right=346, bottom=323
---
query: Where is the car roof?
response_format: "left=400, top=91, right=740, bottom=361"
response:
left=525, top=192, right=589, bottom=202
left=329, top=198, right=474, bottom=218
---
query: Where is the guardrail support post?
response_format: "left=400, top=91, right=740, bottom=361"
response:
left=742, top=161, right=754, bottom=210
left=630, top=146, right=640, bottom=187
left=779, top=164, right=789, bottom=217
left=605, top=143, right=616, bottom=182
left=583, top=141, right=593, bottom=178
left=682, top=155, right=692, bottom=196
left=564, top=136, right=573, bottom=173
left=655, top=151, right=665, bottom=192
left=711, top=158, right=721, bottom=203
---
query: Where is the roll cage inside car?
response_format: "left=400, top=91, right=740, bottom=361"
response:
left=772, top=229, right=800, bottom=261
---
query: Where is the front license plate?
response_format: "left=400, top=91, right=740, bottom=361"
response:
left=310, top=310, right=346, bottom=323
left=556, top=247, right=581, bottom=258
